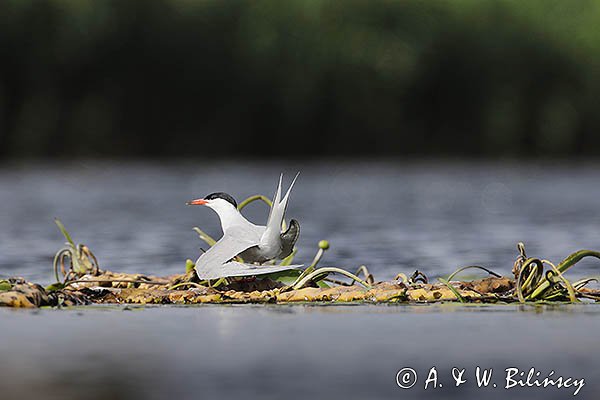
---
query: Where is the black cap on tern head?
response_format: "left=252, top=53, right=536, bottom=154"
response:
left=204, top=192, right=237, bottom=208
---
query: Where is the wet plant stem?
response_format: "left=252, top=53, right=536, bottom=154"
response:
left=528, top=250, right=600, bottom=300
left=447, top=265, right=501, bottom=281
left=292, top=267, right=371, bottom=290
left=438, top=277, right=465, bottom=303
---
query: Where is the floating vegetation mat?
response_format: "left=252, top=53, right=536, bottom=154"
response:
left=2, top=243, right=600, bottom=308
left=2, top=218, right=600, bottom=308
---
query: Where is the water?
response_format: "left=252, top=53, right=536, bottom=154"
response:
left=1, top=160, right=599, bottom=283
left=1, top=160, right=600, bottom=399
left=0, top=304, right=598, bottom=399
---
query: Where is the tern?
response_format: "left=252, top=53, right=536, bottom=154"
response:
left=187, top=174, right=302, bottom=280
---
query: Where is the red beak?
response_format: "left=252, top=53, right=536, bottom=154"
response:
left=186, top=198, right=208, bottom=206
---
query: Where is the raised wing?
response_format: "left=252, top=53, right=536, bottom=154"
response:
left=261, top=172, right=299, bottom=246
left=205, top=261, right=303, bottom=280
left=195, top=226, right=261, bottom=280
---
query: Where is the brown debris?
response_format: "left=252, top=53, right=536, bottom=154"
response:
left=0, top=278, right=49, bottom=308
left=0, top=291, right=37, bottom=308
left=407, top=285, right=481, bottom=302
left=67, top=271, right=170, bottom=290
left=1, top=269, right=594, bottom=308
left=461, top=277, right=514, bottom=294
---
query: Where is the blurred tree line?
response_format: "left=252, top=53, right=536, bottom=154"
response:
left=1, top=0, right=599, bottom=159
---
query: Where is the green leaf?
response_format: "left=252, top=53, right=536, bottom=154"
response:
left=280, top=249, right=297, bottom=266
left=316, top=280, right=330, bottom=288
left=264, top=269, right=331, bottom=288
left=45, top=282, right=65, bottom=292
left=0, top=280, right=11, bottom=291
left=192, top=227, right=217, bottom=247
left=54, top=218, right=76, bottom=247
left=438, top=278, right=465, bottom=303
left=264, top=269, right=303, bottom=285
left=185, top=259, right=196, bottom=273
left=529, top=250, right=600, bottom=300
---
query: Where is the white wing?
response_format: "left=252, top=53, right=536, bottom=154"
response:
left=203, top=261, right=303, bottom=280
left=195, top=226, right=261, bottom=280
left=195, top=173, right=301, bottom=280
left=261, top=172, right=299, bottom=246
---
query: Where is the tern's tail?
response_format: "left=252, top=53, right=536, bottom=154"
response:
left=262, top=173, right=299, bottom=247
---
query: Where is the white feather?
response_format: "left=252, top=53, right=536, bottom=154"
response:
left=201, top=261, right=303, bottom=280
left=261, top=172, right=299, bottom=247
left=194, top=173, right=302, bottom=280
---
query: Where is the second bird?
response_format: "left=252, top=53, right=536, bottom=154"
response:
left=187, top=173, right=302, bottom=279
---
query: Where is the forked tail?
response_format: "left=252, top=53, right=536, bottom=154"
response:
left=261, top=172, right=299, bottom=246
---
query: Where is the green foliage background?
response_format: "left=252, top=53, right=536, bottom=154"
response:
left=1, top=0, right=599, bottom=158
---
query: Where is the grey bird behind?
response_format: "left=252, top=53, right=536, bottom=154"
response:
left=187, top=173, right=302, bottom=279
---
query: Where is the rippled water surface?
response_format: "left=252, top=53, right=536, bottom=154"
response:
left=1, top=161, right=599, bottom=400
left=1, top=304, right=599, bottom=400
left=1, top=160, right=599, bottom=282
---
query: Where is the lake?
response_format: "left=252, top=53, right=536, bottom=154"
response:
left=1, top=160, right=600, bottom=283
left=0, top=304, right=598, bottom=399
left=0, top=160, right=599, bottom=399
